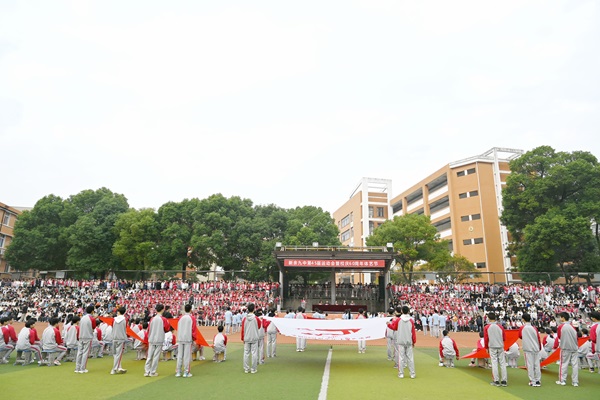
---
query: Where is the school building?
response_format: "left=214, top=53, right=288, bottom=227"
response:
left=0, top=202, right=23, bottom=274
left=332, top=148, right=523, bottom=284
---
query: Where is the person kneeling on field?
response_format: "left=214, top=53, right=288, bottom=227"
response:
left=212, top=325, right=228, bottom=362
left=439, top=330, right=459, bottom=368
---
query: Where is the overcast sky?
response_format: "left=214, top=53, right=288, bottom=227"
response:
left=1, top=1, right=599, bottom=214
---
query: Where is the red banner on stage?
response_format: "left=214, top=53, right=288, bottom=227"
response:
left=284, top=259, right=385, bottom=268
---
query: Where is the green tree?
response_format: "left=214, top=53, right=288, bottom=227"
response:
left=66, top=189, right=129, bottom=277
left=4, top=195, right=72, bottom=271
left=246, top=204, right=289, bottom=281
left=502, top=146, right=600, bottom=282
left=193, top=194, right=261, bottom=272
left=113, top=208, right=160, bottom=272
left=427, top=254, right=481, bottom=283
left=366, top=214, right=448, bottom=283
left=156, top=198, right=201, bottom=273
left=284, top=206, right=340, bottom=246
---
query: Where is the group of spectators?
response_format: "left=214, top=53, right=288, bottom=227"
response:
left=1, top=278, right=599, bottom=333
left=389, top=282, right=599, bottom=333
left=0, top=278, right=279, bottom=326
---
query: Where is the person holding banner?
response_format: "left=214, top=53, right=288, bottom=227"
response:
left=356, top=308, right=367, bottom=354
left=484, top=312, right=507, bottom=387
left=176, top=303, right=196, bottom=378
left=241, top=302, right=261, bottom=374
left=388, top=305, right=416, bottom=379
left=295, top=306, right=306, bottom=352
left=519, top=313, right=541, bottom=387
left=110, top=306, right=128, bottom=375
left=144, top=304, right=170, bottom=377
left=554, top=312, right=579, bottom=386
left=266, top=310, right=278, bottom=358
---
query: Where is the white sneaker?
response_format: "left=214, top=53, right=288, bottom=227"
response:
left=175, top=373, right=181, bottom=377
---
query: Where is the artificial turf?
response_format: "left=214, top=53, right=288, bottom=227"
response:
left=1, top=344, right=597, bottom=400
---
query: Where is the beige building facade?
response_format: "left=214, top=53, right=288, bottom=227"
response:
left=389, top=148, right=522, bottom=283
left=0, top=202, right=22, bottom=273
left=332, top=177, right=392, bottom=284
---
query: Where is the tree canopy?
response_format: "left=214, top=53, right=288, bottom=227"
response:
left=6, top=189, right=339, bottom=281
left=366, top=213, right=451, bottom=283
left=501, top=146, right=600, bottom=283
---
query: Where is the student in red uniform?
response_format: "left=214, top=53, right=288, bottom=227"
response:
left=1, top=316, right=17, bottom=363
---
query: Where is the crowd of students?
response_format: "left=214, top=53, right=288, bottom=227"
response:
left=2, top=278, right=600, bottom=385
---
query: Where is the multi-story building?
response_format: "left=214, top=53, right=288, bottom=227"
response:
left=0, top=202, right=22, bottom=273
left=389, top=148, right=523, bottom=283
left=332, top=177, right=392, bottom=284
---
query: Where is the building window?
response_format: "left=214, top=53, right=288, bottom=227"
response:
left=463, top=238, right=484, bottom=246
left=368, top=206, right=374, bottom=218
left=459, top=191, right=479, bottom=199
left=377, top=207, right=384, bottom=218
left=2, top=213, right=10, bottom=226
left=475, top=262, right=486, bottom=269
left=341, top=214, right=351, bottom=228
left=0, top=234, right=5, bottom=249
left=457, top=168, right=476, bottom=177
left=369, top=221, right=374, bottom=235
left=341, top=229, right=351, bottom=242
left=461, top=213, right=482, bottom=222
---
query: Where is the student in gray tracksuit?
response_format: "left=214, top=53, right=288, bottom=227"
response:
left=176, top=304, right=197, bottom=378
left=111, top=306, right=128, bottom=375
left=75, top=305, right=96, bottom=373
left=519, top=313, right=541, bottom=387
left=554, top=312, right=579, bottom=386
left=484, top=312, right=507, bottom=386
left=241, top=302, right=261, bottom=374
left=387, top=305, right=416, bottom=379
left=144, top=304, right=170, bottom=377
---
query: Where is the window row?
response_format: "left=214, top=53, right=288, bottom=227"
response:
left=458, top=190, right=478, bottom=199
left=340, top=213, right=352, bottom=228
left=460, top=213, right=481, bottom=222
left=463, top=237, right=484, bottom=246
left=340, top=229, right=353, bottom=242
left=368, top=206, right=385, bottom=218
left=457, top=167, right=476, bottom=177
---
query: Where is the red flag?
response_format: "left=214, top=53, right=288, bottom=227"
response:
left=126, top=326, right=146, bottom=344
left=541, top=336, right=589, bottom=367
left=98, top=316, right=114, bottom=326
left=168, top=318, right=209, bottom=347
left=195, top=327, right=210, bottom=347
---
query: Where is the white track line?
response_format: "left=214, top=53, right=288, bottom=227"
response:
left=318, top=348, right=333, bottom=400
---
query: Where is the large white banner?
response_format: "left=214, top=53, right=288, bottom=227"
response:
left=266, top=317, right=388, bottom=341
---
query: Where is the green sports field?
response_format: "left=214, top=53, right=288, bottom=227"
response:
left=1, top=344, right=597, bottom=400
